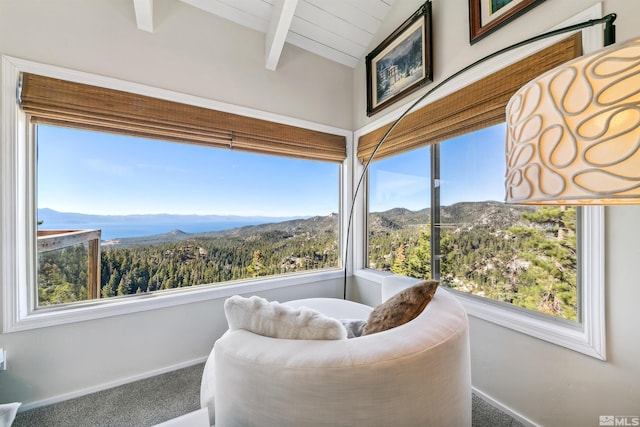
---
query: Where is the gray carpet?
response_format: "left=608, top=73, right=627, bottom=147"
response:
left=13, top=363, right=524, bottom=427
left=471, top=394, right=526, bottom=427
left=13, top=364, right=204, bottom=427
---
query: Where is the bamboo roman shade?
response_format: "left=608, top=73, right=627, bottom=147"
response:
left=19, top=73, right=346, bottom=162
left=357, top=34, right=582, bottom=162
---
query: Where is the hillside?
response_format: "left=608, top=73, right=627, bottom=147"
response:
left=369, top=201, right=535, bottom=231
left=368, top=203, right=577, bottom=320
left=103, top=213, right=339, bottom=248
left=104, top=201, right=528, bottom=249
left=205, top=213, right=338, bottom=238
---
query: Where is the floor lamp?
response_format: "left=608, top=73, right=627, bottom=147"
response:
left=343, top=12, right=628, bottom=299
left=505, top=36, right=640, bottom=204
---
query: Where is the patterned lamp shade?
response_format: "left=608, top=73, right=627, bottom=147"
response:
left=505, top=37, right=640, bottom=204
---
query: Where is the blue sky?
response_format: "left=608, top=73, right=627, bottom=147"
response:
left=369, top=123, right=506, bottom=211
left=440, top=123, right=507, bottom=205
left=37, top=125, right=339, bottom=217
left=38, top=123, right=507, bottom=217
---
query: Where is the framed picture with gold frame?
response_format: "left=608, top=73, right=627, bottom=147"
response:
left=366, top=1, right=433, bottom=117
left=469, top=0, right=545, bottom=44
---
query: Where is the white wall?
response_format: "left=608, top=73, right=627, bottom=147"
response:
left=0, top=0, right=352, bottom=408
left=353, top=0, right=640, bottom=425
left=0, top=0, right=353, bottom=130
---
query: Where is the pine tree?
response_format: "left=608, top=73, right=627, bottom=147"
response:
left=406, top=227, right=431, bottom=279
left=117, top=274, right=132, bottom=296
left=247, top=250, right=266, bottom=277
left=391, top=243, right=408, bottom=275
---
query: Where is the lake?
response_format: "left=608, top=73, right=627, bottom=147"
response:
left=38, top=221, right=261, bottom=241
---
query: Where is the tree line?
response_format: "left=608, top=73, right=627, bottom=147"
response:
left=38, top=205, right=577, bottom=321
left=37, top=228, right=338, bottom=306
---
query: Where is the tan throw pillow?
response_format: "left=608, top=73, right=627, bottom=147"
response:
left=362, top=280, right=439, bottom=335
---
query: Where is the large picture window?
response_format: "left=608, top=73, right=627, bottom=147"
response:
left=36, top=125, right=340, bottom=309
left=368, top=124, right=579, bottom=321
left=438, top=125, right=578, bottom=320
left=1, top=57, right=348, bottom=330
left=361, top=31, right=605, bottom=358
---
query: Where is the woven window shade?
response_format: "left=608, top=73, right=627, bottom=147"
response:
left=357, top=34, right=582, bottom=162
left=19, top=73, right=346, bottom=163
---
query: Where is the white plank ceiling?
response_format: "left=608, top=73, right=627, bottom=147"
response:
left=134, top=0, right=396, bottom=70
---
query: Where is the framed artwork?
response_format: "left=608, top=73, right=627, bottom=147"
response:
left=366, top=1, right=433, bottom=117
left=469, top=0, right=545, bottom=44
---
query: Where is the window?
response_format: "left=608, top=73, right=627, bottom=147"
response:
left=360, top=31, right=605, bottom=359
left=368, top=146, right=430, bottom=274
left=368, top=123, right=579, bottom=321
left=365, top=122, right=604, bottom=358
left=1, top=57, right=349, bottom=331
left=36, top=125, right=340, bottom=309
left=438, top=125, right=578, bottom=320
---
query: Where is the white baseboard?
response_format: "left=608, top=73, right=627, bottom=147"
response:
left=472, top=386, right=540, bottom=427
left=18, top=356, right=208, bottom=412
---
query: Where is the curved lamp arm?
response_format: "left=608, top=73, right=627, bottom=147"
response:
left=343, top=13, right=617, bottom=298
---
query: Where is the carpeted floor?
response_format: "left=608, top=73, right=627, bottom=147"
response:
left=12, top=364, right=203, bottom=427
left=12, top=363, right=525, bottom=427
left=472, top=394, right=526, bottom=427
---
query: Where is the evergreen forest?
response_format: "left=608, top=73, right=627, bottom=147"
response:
left=369, top=202, right=577, bottom=320
left=37, top=203, right=577, bottom=321
left=37, top=214, right=339, bottom=306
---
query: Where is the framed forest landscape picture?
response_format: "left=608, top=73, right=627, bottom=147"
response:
left=469, top=0, right=545, bottom=44
left=366, top=1, right=433, bottom=117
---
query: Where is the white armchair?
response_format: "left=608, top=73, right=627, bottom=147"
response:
left=201, top=276, right=471, bottom=427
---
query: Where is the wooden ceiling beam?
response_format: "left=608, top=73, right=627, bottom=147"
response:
left=133, top=0, right=154, bottom=32
left=265, top=0, right=298, bottom=71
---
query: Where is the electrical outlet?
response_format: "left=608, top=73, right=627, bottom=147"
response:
left=0, top=348, right=6, bottom=371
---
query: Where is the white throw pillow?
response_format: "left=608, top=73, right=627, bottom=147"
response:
left=224, top=295, right=347, bottom=340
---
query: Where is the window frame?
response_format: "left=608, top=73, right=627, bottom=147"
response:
left=353, top=4, right=606, bottom=360
left=1, top=55, right=352, bottom=332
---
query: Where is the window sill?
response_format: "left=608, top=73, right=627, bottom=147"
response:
left=450, top=290, right=605, bottom=360
left=354, top=266, right=605, bottom=360
left=3, top=269, right=344, bottom=333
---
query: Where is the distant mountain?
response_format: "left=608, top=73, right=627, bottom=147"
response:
left=40, top=202, right=532, bottom=247
left=37, top=208, right=301, bottom=226
left=369, top=201, right=535, bottom=232
left=212, top=213, right=339, bottom=238
left=368, top=207, right=429, bottom=231
left=100, top=213, right=340, bottom=248
left=441, top=201, right=536, bottom=228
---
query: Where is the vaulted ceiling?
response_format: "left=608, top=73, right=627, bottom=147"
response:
left=133, top=0, right=395, bottom=70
